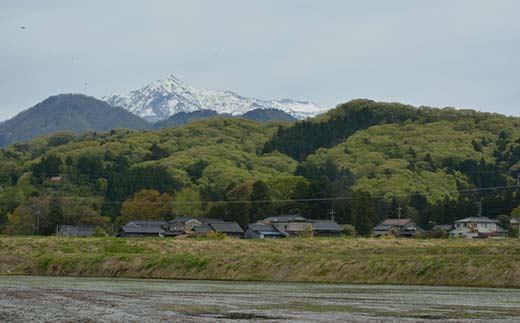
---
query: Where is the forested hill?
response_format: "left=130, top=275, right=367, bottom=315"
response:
left=241, top=108, right=296, bottom=123
left=263, top=99, right=510, bottom=161
left=153, top=108, right=296, bottom=129
left=0, top=94, right=151, bottom=146
left=1, top=99, right=520, bottom=236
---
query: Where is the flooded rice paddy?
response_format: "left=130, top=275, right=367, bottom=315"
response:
left=1, top=276, right=520, bottom=322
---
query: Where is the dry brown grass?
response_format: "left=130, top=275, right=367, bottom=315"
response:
left=1, top=236, right=519, bottom=287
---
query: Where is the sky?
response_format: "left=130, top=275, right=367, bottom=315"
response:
left=1, top=0, right=519, bottom=121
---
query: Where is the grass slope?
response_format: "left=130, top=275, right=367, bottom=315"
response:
left=1, top=236, right=519, bottom=287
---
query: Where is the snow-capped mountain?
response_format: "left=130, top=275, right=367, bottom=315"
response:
left=102, top=75, right=327, bottom=121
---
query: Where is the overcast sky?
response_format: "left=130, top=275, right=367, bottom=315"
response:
left=1, top=0, right=519, bottom=121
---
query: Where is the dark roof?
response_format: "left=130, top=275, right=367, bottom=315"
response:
left=120, top=226, right=167, bottom=234
left=246, top=224, right=286, bottom=237
left=209, top=222, right=244, bottom=234
left=373, top=222, right=425, bottom=234
left=454, top=217, right=499, bottom=224
left=120, top=220, right=171, bottom=235
left=58, top=225, right=97, bottom=237
left=125, top=220, right=168, bottom=227
left=247, top=223, right=280, bottom=233
left=168, top=216, right=194, bottom=224
left=193, top=224, right=213, bottom=233
left=312, top=220, right=342, bottom=231
left=198, top=218, right=225, bottom=224
left=381, top=219, right=414, bottom=226
left=263, top=215, right=309, bottom=223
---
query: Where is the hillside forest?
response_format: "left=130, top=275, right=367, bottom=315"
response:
left=1, top=99, right=520, bottom=236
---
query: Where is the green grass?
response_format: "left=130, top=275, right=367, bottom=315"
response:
left=1, top=236, right=520, bottom=287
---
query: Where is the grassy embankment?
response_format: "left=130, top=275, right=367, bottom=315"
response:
left=1, top=236, right=519, bottom=287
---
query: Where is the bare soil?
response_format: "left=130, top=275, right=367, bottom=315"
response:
left=1, top=276, right=520, bottom=322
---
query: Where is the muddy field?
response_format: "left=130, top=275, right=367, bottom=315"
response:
left=1, top=276, right=520, bottom=322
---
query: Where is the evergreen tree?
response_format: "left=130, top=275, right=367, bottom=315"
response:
left=351, top=191, right=377, bottom=236
left=146, top=143, right=170, bottom=161
left=186, top=160, right=209, bottom=183
left=48, top=194, right=64, bottom=234
left=31, top=155, right=63, bottom=182
left=249, top=180, right=273, bottom=223
left=223, top=183, right=250, bottom=227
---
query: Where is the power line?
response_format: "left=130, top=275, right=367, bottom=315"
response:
left=95, top=183, right=520, bottom=206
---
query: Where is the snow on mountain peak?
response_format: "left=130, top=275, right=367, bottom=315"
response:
left=102, top=75, right=327, bottom=121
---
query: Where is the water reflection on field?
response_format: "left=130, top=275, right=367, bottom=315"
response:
left=1, top=276, right=519, bottom=322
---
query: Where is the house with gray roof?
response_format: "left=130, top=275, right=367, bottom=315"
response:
left=244, top=223, right=286, bottom=239
left=373, top=219, right=425, bottom=238
left=117, top=220, right=174, bottom=238
left=167, top=216, right=202, bottom=236
left=449, top=217, right=508, bottom=239
left=172, top=218, right=244, bottom=238
left=262, top=215, right=314, bottom=237
left=311, top=220, right=342, bottom=237
left=208, top=221, right=244, bottom=238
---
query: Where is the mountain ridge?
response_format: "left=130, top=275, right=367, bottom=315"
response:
left=102, top=75, right=327, bottom=121
left=0, top=94, right=151, bottom=146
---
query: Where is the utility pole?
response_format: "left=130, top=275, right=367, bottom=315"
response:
left=397, top=205, right=402, bottom=221
left=31, top=206, right=41, bottom=235
left=517, top=172, right=520, bottom=186
left=35, top=208, right=41, bottom=235
left=476, top=201, right=482, bottom=218
left=329, top=209, right=335, bottom=222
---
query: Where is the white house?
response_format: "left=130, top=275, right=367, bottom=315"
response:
left=449, top=217, right=508, bottom=239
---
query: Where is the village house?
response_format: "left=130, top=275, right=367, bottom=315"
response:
left=245, top=218, right=343, bottom=239
left=117, top=220, right=174, bottom=238
left=167, top=216, right=202, bottom=236
left=166, top=217, right=244, bottom=238
left=449, top=217, right=508, bottom=239
left=373, top=219, right=425, bottom=238
left=311, top=220, right=342, bottom=237
left=207, top=221, right=244, bottom=238
left=57, top=225, right=97, bottom=237
left=244, top=223, right=287, bottom=239
left=262, top=215, right=314, bottom=237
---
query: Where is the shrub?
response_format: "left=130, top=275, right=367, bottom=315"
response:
left=341, top=224, right=357, bottom=237
left=92, top=226, right=108, bottom=237
left=426, top=228, right=448, bottom=239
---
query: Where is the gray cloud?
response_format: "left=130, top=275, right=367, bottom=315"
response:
left=1, top=0, right=519, bottom=121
